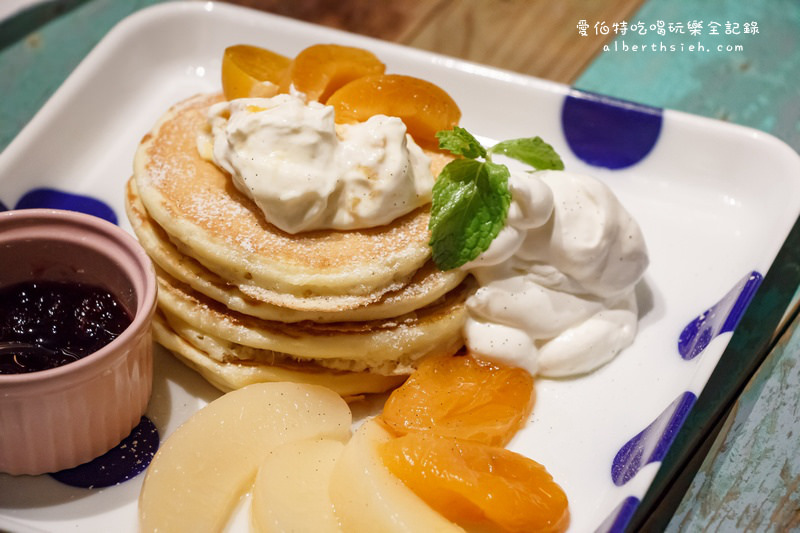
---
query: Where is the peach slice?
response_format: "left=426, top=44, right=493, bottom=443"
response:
left=222, top=44, right=291, bottom=100
left=330, top=419, right=464, bottom=532
left=327, top=73, right=461, bottom=149
left=138, top=382, right=351, bottom=533
left=251, top=437, right=345, bottom=532
left=280, top=43, right=386, bottom=103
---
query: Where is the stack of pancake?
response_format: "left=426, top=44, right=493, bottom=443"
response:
left=126, top=93, right=472, bottom=397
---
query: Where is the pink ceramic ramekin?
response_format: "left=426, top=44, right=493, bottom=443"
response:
left=0, top=209, right=157, bottom=475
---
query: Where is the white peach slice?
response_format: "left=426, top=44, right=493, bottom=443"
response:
left=251, top=437, right=345, bottom=532
left=138, top=382, right=351, bottom=533
left=329, top=418, right=464, bottom=532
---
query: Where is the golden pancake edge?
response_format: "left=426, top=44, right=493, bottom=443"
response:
left=129, top=93, right=472, bottom=396
left=133, top=93, right=445, bottom=304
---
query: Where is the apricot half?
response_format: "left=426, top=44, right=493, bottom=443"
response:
left=221, top=44, right=291, bottom=100
left=327, top=73, right=461, bottom=149
left=280, top=43, right=386, bottom=103
left=381, top=432, right=570, bottom=533
left=381, top=354, right=534, bottom=447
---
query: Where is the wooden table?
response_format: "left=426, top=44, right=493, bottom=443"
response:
left=1, top=0, right=799, bottom=530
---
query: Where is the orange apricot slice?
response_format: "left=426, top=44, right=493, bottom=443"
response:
left=381, top=354, right=534, bottom=447
left=280, top=43, right=386, bottom=103
left=327, top=73, right=461, bottom=149
left=380, top=432, right=570, bottom=533
left=221, top=44, right=291, bottom=100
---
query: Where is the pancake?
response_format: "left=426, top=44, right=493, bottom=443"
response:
left=161, top=308, right=427, bottom=376
left=125, top=177, right=467, bottom=322
left=156, top=267, right=471, bottom=368
left=131, top=91, right=469, bottom=396
left=152, top=312, right=404, bottom=397
left=133, top=93, right=450, bottom=303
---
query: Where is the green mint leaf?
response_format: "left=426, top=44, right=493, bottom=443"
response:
left=489, top=136, right=564, bottom=170
left=429, top=158, right=511, bottom=270
left=429, top=126, right=564, bottom=271
left=436, top=127, right=487, bottom=159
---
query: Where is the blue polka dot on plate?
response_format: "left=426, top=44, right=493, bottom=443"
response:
left=561, top=89, right=662, bottom=169
left=678, top=271, right=762, bottom=360
left=2, top=187, right=117, bottom=224
left=611, top=391, right=696, bottom=487
left=50, top=416, right=159, bottom=488
left=596, top=496, right=640, bottom=533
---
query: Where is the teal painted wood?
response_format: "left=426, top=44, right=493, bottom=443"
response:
left=573, top=0, right=800, bottom=530
left=666, top=317, right=800, bottom=531
left=0, top=0, right=166, bottom=152
left=576, top=0, right=800, bottom=153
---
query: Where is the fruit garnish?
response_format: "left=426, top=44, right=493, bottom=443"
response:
left=280, top=43, right=386, bottom=103
left=327, top=73, right=461, bottom=149
left=251, top=438, right=344, bottom=532
left=429, top=126, right=563, bottom=270
left=381, top=354, right=534, bottom=447
left=221, top=44, right=291, bottom=100
left=138, top=383, right=351, bottom=532
left=380, top=432, right=570, bottom=533
left=331, top=419, right=464, bottom=532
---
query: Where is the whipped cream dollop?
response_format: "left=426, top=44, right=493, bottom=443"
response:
left=461, top=170, right=648, bottom=377
left=199, top=92, right=434, bottom=233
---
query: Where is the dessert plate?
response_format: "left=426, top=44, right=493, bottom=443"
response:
left=1, top=2, right=799, bottom=532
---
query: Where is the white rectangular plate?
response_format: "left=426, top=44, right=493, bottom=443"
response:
left=1, top=2, right=799, bottom=532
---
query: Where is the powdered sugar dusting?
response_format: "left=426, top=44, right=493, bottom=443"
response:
left=136, top=93, right=435, bottom=296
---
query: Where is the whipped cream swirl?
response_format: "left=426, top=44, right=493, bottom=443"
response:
left=200, top=92, right=434, bottom=233
left=462, top=170, right=648, bottom=377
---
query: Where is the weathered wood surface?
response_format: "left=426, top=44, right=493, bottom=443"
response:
left=228, top=0, right=645, bottom=83
left=667, top=318, right=800, bottom=531
left=0, top=0, right=645, bottom=150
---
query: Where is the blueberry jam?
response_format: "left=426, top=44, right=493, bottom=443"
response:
left=0, top=280, right=132, bottom=374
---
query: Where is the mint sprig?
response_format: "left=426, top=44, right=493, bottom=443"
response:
left=491, top=136, right=564, bottom=171
left=429, top=127, right=563, bottom=270
left=436, top=127, right=487, bottom=159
